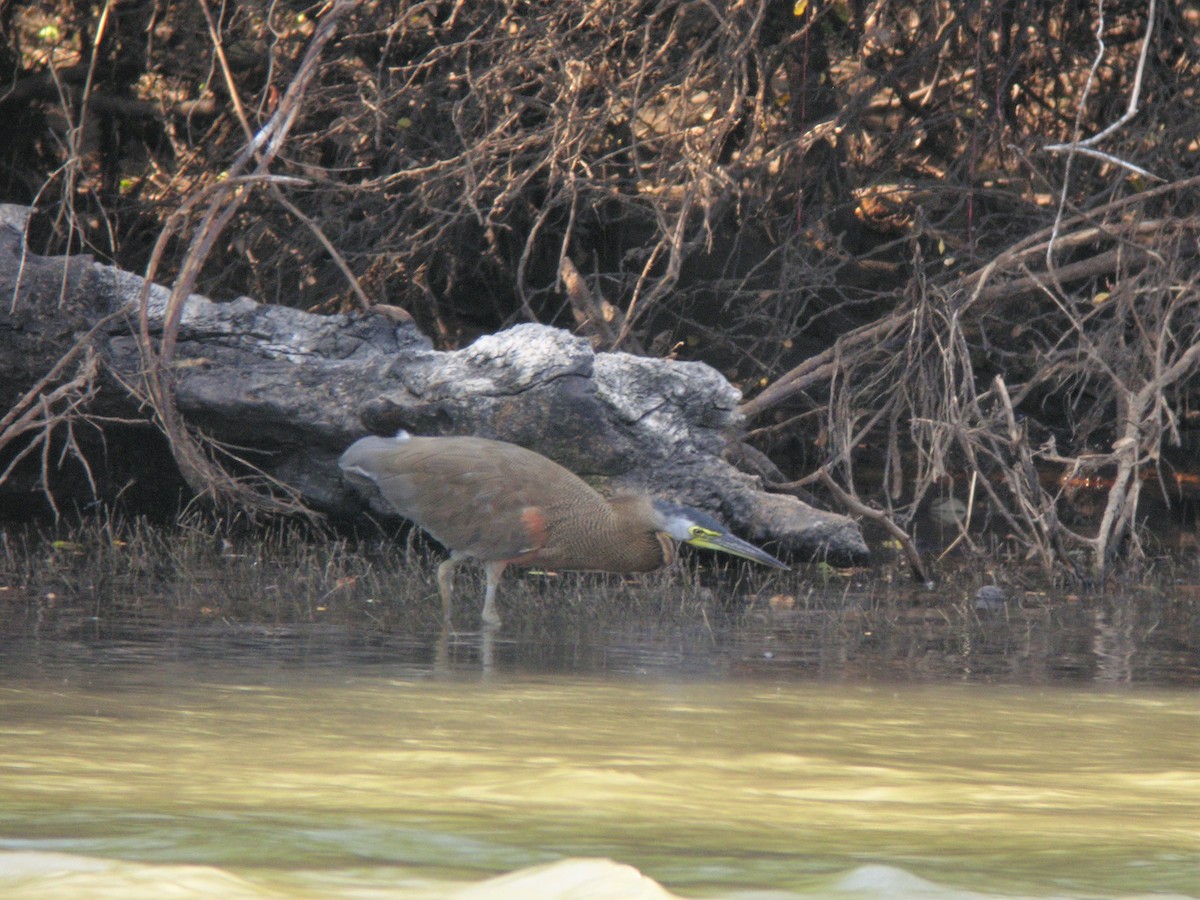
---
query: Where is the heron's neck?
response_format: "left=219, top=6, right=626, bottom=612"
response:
left=551, top=495, right=673, bottom=573
left=537, top=496, right=672, bottom=573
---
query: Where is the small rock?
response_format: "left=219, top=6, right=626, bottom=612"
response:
left=973, top=584, right=1008, bottom=611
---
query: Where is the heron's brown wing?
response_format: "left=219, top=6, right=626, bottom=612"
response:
left=371, top=436, right=610, bottom=562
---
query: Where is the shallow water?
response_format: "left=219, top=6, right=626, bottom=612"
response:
left=0, top=629, right=1196, bottom=899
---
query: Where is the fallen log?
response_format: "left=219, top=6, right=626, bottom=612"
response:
left=0, top=204, right=867, bottom=563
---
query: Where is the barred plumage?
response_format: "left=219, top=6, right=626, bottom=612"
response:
left=340, top=432, right=787, bottom=627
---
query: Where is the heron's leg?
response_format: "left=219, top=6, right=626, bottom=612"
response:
left=437, top=555, right=463, bottom=625
left=481, top=560, right=508, bottom=628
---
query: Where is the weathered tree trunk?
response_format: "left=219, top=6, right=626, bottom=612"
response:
left=0, top=204, right=867, bottom=562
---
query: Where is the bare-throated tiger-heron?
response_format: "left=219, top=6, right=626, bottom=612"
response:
left=339, top=432, right=788, bottom=627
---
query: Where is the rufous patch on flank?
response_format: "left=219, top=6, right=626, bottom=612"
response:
left=506, top=506, right=549, bottom=564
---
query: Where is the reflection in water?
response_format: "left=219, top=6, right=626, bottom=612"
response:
left=437, top=622, right=498, bottom=676
left=0, top=633, right=1196, bottom=899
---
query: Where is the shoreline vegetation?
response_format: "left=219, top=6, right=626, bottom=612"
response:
left=3, top=2, right=1199, bottom=589
left=1, top=513, right=1196, bottom=686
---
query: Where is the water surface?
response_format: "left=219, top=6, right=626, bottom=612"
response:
left=0, top=630, right=1196, bottom=898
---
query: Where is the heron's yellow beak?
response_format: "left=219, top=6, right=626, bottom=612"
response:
left=685, top=531, right=789, bottom=570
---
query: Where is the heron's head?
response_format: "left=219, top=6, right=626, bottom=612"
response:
left=650, top=500, right=789, bottom=570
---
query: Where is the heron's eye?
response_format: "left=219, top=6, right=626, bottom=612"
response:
left=689, top=526, right=720, bottom=540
